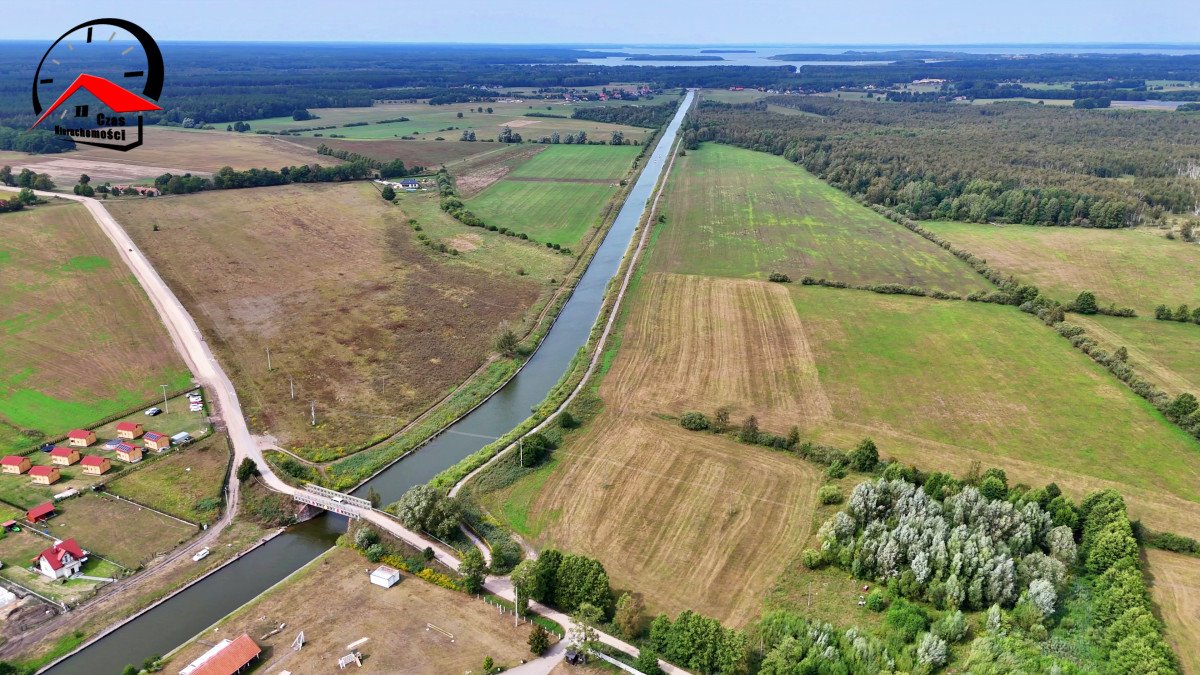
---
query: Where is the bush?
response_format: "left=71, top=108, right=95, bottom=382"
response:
left=236, top=457, right=258, bottom=481
left=885, top=599, right=929, bottom=643
left=826, top=460, right=847, bottom=479
left=528, top=624, right=550, bottom=655
left=817, top=484, right=843, bottom=505
left=849, top=438, right=878, bottom=472
left=865, top=589, right=887, bottom=612
left=801, top=548, right=825, bottom=569
left=679, top=411, right=710, bottom=431
left=633, top=648, right=665, bottom=675
left=767, top=272, right=791, bottom=283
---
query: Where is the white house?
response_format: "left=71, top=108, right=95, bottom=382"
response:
left=369, top=565, right=400, bottom=588
left=33, top=538, right=87, bottom=580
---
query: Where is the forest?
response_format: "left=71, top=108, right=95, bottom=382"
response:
left=685, top=98, right=1200, bottom=226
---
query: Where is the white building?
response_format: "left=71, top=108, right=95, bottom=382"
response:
left=33, top=538, right=87, bottom=580
left=369, top=565, right=400, bottom=588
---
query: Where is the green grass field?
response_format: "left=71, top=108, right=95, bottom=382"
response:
left=239, top=99, right=651, bottom=143
left=507, top=144, right=640, bottom=180
left=466, top=181, right=619, bottom=247
left=1075, top=315, right=1200, bottom=395
left=789, top=286, right=1200, bottom=506
left=107, top=434, right=228, bottom=524
left=0, top=202, right=192, bottom=453
left=649, top=144, right=985, bottom=293
left=922, top=221, right=1200, bottom=314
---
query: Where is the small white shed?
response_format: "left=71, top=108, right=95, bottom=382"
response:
left=369, top=565, right=400, bottom=588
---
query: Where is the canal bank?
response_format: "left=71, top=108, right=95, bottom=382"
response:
left=44, top=90, right=695, bottom=675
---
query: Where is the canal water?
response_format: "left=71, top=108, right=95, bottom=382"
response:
left=47, top=89, right=694, bottom=675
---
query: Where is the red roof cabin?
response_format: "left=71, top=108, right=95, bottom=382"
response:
left=115, top=421, right=144, bottom=440
left=80, top=455, right=111, bottom=475
left=143, top=431, right=170, bottom=452
left=29, top=465, right=60, bottom=485
left=1, top=456, right=30, bottom=475
left=115, top=442, right=142, bottom=464
left=32, top=538, right=87, bottom=580
left=66, top=429, right=97, bottom=448
left=185, top=634, right=262, bottom=675
left=26, top=501, right=54, bottom=523
left=49, top=447, right=81, bottom=466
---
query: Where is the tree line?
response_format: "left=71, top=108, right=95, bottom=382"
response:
left=152, top=161, right=374, bottom=195
left=571, top=101, right=678, bottom=128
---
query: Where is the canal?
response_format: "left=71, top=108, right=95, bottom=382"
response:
left=47, top=89, right=694, bottom=675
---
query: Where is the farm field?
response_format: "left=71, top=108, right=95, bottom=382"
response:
left=506, top=144, right=640, bottom=180
left=292, top=137, right=494, bottom=169
left=0, top=128, right=327, bottom=186
left=1146, top=549, right=1200, bottom=675
left=1074, top=315, right=1200, bottom=396
left=0, top=200, right=191, bottom=454
left=922, top=220, right=1200, bottom=314
left=108, top=182, right=567, bottom=457
left=649, top=144, right=984, bottom=293
left=238, top=98, right=652, bottom=143
left=162, top=547, right=537, bottom=675
left=34, top=493, right=196, bottom=568
left=467, top=181, right=620, bottom=247
left=481, top=413, right=822, bottom=627
left=107, top=433, right=229, bottom=523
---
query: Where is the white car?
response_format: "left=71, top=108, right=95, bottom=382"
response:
left=144, top=407, right=162, bottom=416
left=187, top=393, right=203, bottom=403
left=189, top=403, right=204, bottom=412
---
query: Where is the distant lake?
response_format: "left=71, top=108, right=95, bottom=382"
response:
left=575, top=44, right=1200, bottom=69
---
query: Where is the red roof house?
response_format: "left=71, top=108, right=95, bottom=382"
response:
left=81, top=455, right=111, bottom=475
left=115, top=421, right=144, bottom=440
left=115, top=442, right=142, bottom=464
left=26, top=501, right=55, bottom=523
left=143, top=431, right=170, bottom=452
left=188, top=634, right=262, bottom=675
left=1, top=456, right=30, bottom=474
left=32, top=538, right=87, bottom=580
left=29, top=465, right=60, bottom=485
left=49, top=447, right=81, bottom=466
left=66, top=429, right=96, bottom=447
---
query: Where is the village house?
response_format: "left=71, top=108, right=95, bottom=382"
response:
left=26, top=502, right=54, bottom=523
left=143, top=431, right=171, bottom=452
left=32, top=538, right=87, bottom=580
left=80, top=455, right=111, bottom=475
left=49, top=447, right=80, bottom=466
left=30, top=466, right=60, bottom=485
left=115, top=442, right=142, bottom=464
left=181, top=633, right=261, bottom=675
left=1, top=456, right=30, bottom=475
left=400, top=178, right=420, bottom=190
left=112, top=184, right=161, bottom=197
left=66, top=429, right=96, bottom=448
left=115, top=421, right=144, bottom=440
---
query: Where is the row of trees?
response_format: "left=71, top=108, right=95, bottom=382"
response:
left=315, top=143, right=423, bottom=178
left=688, top=98, right=1200, bottom=227
left=0, top=166, right=55, bottom=191
left=1154, top=303, right=1200, bottom=324
left=572, top=101, right=677, bottom=128
left=153, top=161, right=374, bottom=194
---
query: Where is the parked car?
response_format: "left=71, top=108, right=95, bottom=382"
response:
left=189, top=403, right=204, bottom=412
left=187, top=393, right=203, bottom=403
left=171, top=432, right=192, bottom=446
left=144, top=407, right=162, bottom=416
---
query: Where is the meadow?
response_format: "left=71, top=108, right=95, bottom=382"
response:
left=467, top=181, right=619, bottom=247
left=107, top=433, right=229, bottom=523
left=110, top=182, right=568, bottom=458
left=0, top=200, right=191, bottom=454
left=161, top=547, right=537, bottom=675
left=649, top=144, right=985, bottom=293
left=922, top=220, right=1200, bottom=314
left=507, top=144, right=640, bottom=180
left=1074, top=315, right=1200, bottom=396
left=43, top=493, right=197, bottom=568
left=238, top=98, right=651, bottom=143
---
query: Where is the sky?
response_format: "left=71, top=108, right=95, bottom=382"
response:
left=3, top=0, right=1200, bottom=45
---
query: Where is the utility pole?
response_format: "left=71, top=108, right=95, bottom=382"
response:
left=160, top=384, right=169, bottom=414
left=265, top=348, right=272, bottom=371
left=289, top=375, right=295, bottom=400
left=310, top=401, right=317, bottom=426
left=518, top=438, right=523, bottom=468
left=514, top=586, right=519, bottom=627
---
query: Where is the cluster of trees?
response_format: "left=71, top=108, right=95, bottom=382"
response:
left=226, top=121, right=252, bottom=132
left=571, top=101, right=677, bottom=128
left=0, top=127, right=73, bottom=154
left=1154, top=303, right=1200, bottom=324
left=153, top=161, right=373, bottom=194
left=1077, top=490, right=1178, bottom=672
left=511, top=548, right=612, bottom=613
left=460, top=129, right=477, bottom=141
left=315, top=144, right=424, bottom=178
left=647, top=611, right=747, bottom=674
left=391, top=484, right=461, bottom=539
left=72, top=173, right=94, bottom=197
left=0, top=166, right=54, bottom=191
left=1073, top=97, right=1113, bottom=109
left=535, top=131, right=591, bottom=145
left=688, top=98, right=1200, bottom=227
left=816, top=477, right=1075, bottom=615
left=497, top=126, right=523, bottom=143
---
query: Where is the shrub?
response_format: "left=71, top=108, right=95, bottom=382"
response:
left=801, top=548, right=825, bottom=569
left=866, top=589, right=887, bottom=612
left=826, top=460, right=848, bottom=479
left=849, top=438, right=878, bottom=472
left=1073, top=291, right=1099, bottom=314
left=738, top=415, right=759, bottom=443
left=916, top=632, right=948, bottom=667
left=767, top=272, right=791, bottom=283
left=236, top=457, right=258, bottom=481
left=934, top=610, right=968, bottom=643
left=817, top=484, right=843, bottom=505
left=679, top=411, right=710, bottom=431
left=885, top=599, right=929, bottom=642
left=633, top=648, right=665, bottom=675
left=528, top=624, right=550, bottom=655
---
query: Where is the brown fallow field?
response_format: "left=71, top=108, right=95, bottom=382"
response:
left=108, top=181, right=567, bottom=458
left=1146, top=549, right=1200, bottom=674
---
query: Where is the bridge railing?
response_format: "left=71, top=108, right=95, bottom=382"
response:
left=303, top=483, right=371, bottom=510
left=293, top=491, right=361, bottom=519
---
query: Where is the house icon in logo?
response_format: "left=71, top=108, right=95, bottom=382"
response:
left=31, top=73, right=162, bottom=151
